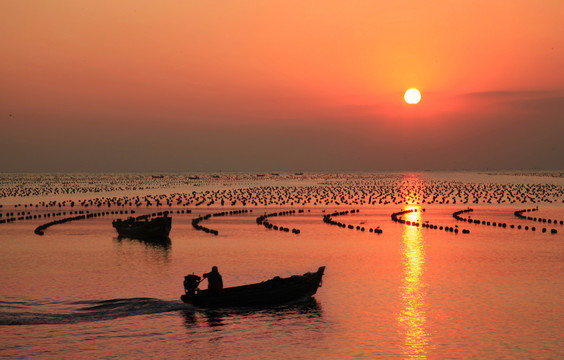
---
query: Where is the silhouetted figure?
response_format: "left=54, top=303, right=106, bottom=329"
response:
left=203, top=266, right=223, bottom=294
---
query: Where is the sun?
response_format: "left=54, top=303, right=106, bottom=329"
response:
left=404, top=88, right=421, bottom=104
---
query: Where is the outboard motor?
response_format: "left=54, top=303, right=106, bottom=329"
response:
left=184, top=274, right=201, bottom=296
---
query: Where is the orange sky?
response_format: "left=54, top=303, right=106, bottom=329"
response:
left=1, top=1, right=563, bottom=171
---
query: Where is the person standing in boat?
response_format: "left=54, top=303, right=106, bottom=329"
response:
left=203, top=266, right=223, bottom=294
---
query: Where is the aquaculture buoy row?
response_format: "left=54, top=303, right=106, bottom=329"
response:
left=4, top=193, right=200, bottom=213
left=0, top=209, right=135, bottom=225
left=392, top=208, right=470, bottom=234
left=323, top=209, right=383, bottom=234
left=514, top=208, right=563, bottom=226
left=452, top=208, right=475, bottom=221
left=453, top=208, right=558, bottom=234
left=454, top=208, right=513, bottom=228
left=192, top=209, right=251, bottom=236
left=1, top=210, right=69, bottom=224
left=173, top=209, right=192, bottom=214
left=34, top=209, right=135, bottom=236
left=256, top=210, right=304, bottom=234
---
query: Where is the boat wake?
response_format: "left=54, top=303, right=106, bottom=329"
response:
left=0, top=297, right=191, bottom=325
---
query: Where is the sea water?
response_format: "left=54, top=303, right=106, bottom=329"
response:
left=1, top=172, right=563, bottom=359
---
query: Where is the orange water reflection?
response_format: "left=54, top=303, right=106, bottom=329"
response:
left=398, top=204, right=429, bottom=358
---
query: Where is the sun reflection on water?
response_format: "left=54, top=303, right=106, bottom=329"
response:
left=398, top=204, right=429, bottom=358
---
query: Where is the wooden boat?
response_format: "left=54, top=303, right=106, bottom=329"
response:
left=112, top=213, right=172, bottom=240
left=181, top=266, right=325, bottom=308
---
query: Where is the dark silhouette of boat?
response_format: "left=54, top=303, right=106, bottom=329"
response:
left=112, top=213, right=172, bottom=240
left=181, top=266, right=325, bottom=308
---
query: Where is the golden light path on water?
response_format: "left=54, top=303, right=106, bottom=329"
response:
left=398, top=178, right=429, bottom=358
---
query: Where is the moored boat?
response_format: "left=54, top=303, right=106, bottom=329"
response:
left=112, top=213, right=172, bottom=240
left=181, top=266, right=325, bottom=308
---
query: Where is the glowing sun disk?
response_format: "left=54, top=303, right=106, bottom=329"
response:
left=404, top=88, right=421, bottom=104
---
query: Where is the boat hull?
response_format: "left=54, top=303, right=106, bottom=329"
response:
left=181, top=266, right=325, bottom=308
left=113, top=215, right=172, bottom=240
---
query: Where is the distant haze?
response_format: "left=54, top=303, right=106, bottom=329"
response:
left=1, top=1, right=563, bottom=172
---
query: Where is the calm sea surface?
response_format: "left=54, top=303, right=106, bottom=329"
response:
left=1, top=172, right=563, bottom=359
